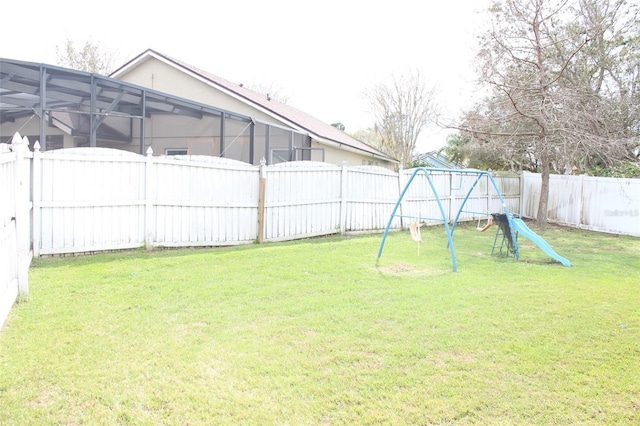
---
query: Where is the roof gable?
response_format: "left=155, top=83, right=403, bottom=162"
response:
left=111, top=49, right=395, bottom=162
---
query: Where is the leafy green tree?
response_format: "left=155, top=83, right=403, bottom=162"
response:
left=439, top=132, right=517, bottom=171
left=350, top=127, right=384, bottom=151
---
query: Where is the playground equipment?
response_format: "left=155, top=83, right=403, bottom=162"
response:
left=377, top=167, right=572, bottom=271
left=476, top=216, right=493, bottom=232
left=409, top=221, right=422, bottom=255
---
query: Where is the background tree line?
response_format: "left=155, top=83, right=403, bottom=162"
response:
left=441, top=0, right=640, bottom=223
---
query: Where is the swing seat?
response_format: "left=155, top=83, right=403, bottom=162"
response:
left=477, top=216, right=493, bottom=232
left=410, top=221, right=422, bottom=242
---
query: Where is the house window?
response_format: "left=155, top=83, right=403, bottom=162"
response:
left=166, top=148, right=188, bottom=156
left=294, top=147, right=325, bottom=162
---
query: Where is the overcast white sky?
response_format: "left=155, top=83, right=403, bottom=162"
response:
left=1, top=0, right=491, bottom=152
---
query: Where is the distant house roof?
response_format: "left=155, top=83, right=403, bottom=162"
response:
left=111, top=49, right=396, bottom=163
left=413, top=151, right=459, bottom=169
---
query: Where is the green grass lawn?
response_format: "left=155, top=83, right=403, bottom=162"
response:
left=1, top=222, right=639, bottom=425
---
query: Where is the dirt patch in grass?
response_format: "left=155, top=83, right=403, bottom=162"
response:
left=376, top=262, right=442, bottom=277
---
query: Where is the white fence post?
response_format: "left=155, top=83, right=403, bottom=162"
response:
left=257, top=158, right=267, bottom=243
left=397, top=165, right=405, bottom=229
left=32, top=141, right=42, bottom=257
left=11, top=134, right=30, bottom=301
left=340, top=161, right=348, bottom=235
left=145, top=147, right=154, bottom=250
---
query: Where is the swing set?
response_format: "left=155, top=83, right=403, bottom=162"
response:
left=377, top=167, right=519, bottom=272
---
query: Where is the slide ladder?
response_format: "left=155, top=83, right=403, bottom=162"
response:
left=492, top=224, right=517, bottom=257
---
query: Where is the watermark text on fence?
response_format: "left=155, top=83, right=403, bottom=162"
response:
left=604, top=209, right=639, bottom=217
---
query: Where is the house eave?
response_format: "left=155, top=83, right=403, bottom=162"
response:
left=311, top=135, right=398, bottom=164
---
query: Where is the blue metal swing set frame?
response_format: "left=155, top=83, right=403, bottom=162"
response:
left=377, top=167, right=519, bottom=272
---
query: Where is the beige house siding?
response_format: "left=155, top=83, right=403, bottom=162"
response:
left=317, top=141, right=384, bottom=167
left=117, top=58, right=282, bottom=126
left=115, top=55, right=395, bottom=169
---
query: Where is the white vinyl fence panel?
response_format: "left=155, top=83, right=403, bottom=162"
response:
left=0, top=146, right=18, bottom=329
left=34, top=148, right=146, bottom=255
left=523, top=172, right=640, bottom=236
left=264, top=161, right=342, bottom=241
left=494, top=174, right=522, bottom=214
left=0, top=135, right=32, bottom=329
left=344, top=166, right=400, bottom=231
left=24, top=141, right=527, bottom=257
left=152, top=156, right=259, bottom=246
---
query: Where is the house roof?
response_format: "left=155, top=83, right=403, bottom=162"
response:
left=0, top=56, right=260, bottom=151
left=111, top=49, right=396, bottom=163
left=413, top=151, right=460, bottom=169
left=0, top=57, right=248, bottom=126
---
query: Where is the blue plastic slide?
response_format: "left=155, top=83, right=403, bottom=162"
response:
left=511, top=218, right=572, bottom=266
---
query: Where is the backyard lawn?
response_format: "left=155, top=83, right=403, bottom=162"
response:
left=1, top=223, right=639, bottom=425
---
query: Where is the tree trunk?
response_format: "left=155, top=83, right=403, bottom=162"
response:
left=536, top=147, right=550, bottom=225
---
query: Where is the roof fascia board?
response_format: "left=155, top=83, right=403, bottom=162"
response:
left=108, top=50, right=156, bottom=79
left=313, top=136, right=398, bottom=163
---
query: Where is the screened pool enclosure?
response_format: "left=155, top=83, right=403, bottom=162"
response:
left=0, top=58, right=322, bottom=164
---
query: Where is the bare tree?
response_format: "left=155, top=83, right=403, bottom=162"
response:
left=365, top=70, right=437, bottom=167
left=461, top=0, right=639, bottom=224
left=245, top=82, right=290, bottom=104
left=55, top=38, right=115, bottom=74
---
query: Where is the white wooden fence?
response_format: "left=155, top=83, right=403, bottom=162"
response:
left=0, top=134, right=32, bottom=329
left=29, top=147, right=523, bottom=256
left=522, top=172, right=640, bottom=237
